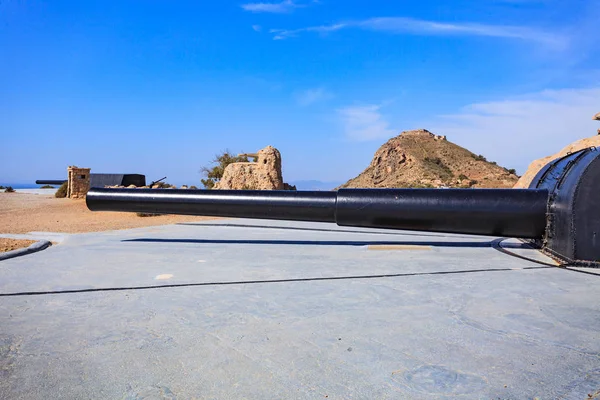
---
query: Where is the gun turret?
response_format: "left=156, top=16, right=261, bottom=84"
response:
left=87, top=148, right=600, bottom=266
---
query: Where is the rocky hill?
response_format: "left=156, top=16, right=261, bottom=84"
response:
left=340, top=129, right=519, bottom=189
left=514, top=134, right=600, bottom=188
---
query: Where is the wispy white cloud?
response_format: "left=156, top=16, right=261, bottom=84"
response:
left=252, top=25, right=262, bottom=32
left=295, top=87, right=334, bottom=106
left=427, top=87, right=600, bottom=172
left=269, top=17, right=567, bottom=49
left=271, top=23, right=347, bottom=40
left=338, top=104, right=397, bottom=141
left=362, top=18, right=565, bottom=48
left=241, top=0, right=303, bottom=13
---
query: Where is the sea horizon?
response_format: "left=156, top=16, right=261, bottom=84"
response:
left=0, top=183, right=58, bottom=189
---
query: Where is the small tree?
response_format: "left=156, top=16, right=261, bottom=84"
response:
left=55, top=182, right=68, bottom=198
left=201, top=150, right=248, bottom=189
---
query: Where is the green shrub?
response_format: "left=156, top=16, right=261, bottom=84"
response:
left=40, top=185, right=55, bottom=189
left=189, top=185, right=198, bottom=189
left=472, top=154, right=487, bottom=162
left=458, top=174, right=468, bottom=181
left=201, top=150, right=249, bottom=189
left=469, top=179, right=479, bottom=186
left=4, top=186, right=15, bottom=193
left=55, top=182, right=68, bottom=198
left=0, top=185, right=5, bottom=189
left=507, top=168, right=517, bottom=175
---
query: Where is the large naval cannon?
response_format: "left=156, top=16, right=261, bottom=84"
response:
left=87, top=148, right=600, bottom=266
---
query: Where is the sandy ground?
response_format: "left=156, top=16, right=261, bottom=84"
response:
left=0, top=238, right=36, bottom=253
left=0, top=192, right=219, bottom=234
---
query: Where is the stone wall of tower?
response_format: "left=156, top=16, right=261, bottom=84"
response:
left=67, top=166, right=91, bottom=199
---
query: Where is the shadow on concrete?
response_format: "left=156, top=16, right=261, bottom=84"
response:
left=176, top=222, right=479, bottom=239
left=121, top=238, right=533, bottom=249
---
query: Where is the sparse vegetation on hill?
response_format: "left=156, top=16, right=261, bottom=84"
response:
left=201, top=150, right=249, bottom=189
left=55, top=182, right=68, bottom=198
left=340, top=129, right=519, bottom=189
left=423, top=157, right=453, bottom=180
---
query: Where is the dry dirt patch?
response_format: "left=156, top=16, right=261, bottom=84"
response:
left=0, top=238, right=36, bottom=253
left=0, top=192, right=219, bottom=234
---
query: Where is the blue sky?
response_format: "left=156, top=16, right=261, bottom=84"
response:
left=1, top=0, right=599, bottom=187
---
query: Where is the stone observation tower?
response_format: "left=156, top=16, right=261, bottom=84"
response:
left=214, top=145, right=285, bottom=190
left=67, top=166, right=91, bottom=199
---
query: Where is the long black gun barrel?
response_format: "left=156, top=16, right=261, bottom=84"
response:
left=36, top=180, right=67, bottom=185
left=86, top=148, right=600, bottom=265
left=148, top=176, right=167, bottom=187
left=87, top=188, right=547, bottom=239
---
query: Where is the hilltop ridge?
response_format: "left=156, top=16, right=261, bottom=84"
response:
left=340, top=129, right=518, bottom=189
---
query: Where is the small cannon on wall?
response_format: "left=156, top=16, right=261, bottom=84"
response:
left=86, top=148, right=600, bottom=266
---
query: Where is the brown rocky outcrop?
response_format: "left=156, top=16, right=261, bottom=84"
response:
left=514, top=135, right=600, bottom=188
left=340, top=129, right=518, bottom=189
left=214, top=145, right=284, bottom=190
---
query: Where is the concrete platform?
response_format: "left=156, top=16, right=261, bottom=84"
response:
left=1, top=219, right=598, bottom=399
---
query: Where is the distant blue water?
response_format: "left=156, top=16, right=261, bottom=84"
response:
left=0, top=183, right=47, bottom=189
